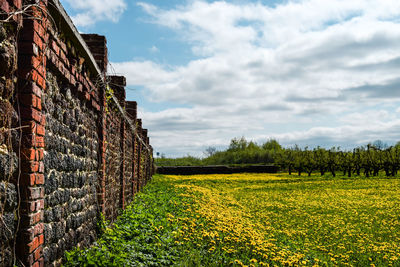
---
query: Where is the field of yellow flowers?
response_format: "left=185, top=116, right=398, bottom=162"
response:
left=168, top=173, right=400, bottom=266
left=65, top=173, right=400, bottom=266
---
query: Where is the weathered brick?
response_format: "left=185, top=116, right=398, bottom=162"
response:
left=36, top=136, right=45, bottom=148
left=13, top=0, right=22, bottom=9
left=51, top=40, right=60, bottom=56
left=59, top=40, right=67, bottom=53
left=36, top=72, right=46, bottom=89
left=33, top=32, right=43, bottom=50
left=20, top=173, right=37, bottom=186
left=27, top=232, right=44, bottom=253
left=32, top=57, right=45, bottom=76
left=22, top=187, right=43, bottom=200
left=18, top=81, right=43, bottom=97
left=20, top=107, right=42, bottom=123
left=21, top=148, right=36, bottom=161
left=60, top=50, right=67, bottom=63
left=31, top=6, right=44, bottom=23
left=35, top=223, right=44, bottom=236
left=38, top=257, right=44, bottom=267
left=21, top=199, right=44, bottom=213
left=36, top=149, right=44, bottom=161
left=70, top=74, right=76, bottom=85
left=38, top=234, right=44, bottom=245
left=36, top=124, right=45, bottom=136
left=33, top=246, right=42, bottom=260
left=21, top=161, right=40, bottom=173
left=38, top=162, right=44, bottom=173
left=36, top=174, right=44, bottom=185
left=0, top=0, right=9, bottom=13
left=71, top=65, right=76, bottom=76
left=20, top=94, right=41, bottom=109
left=34, top=22, right=45, bottom=38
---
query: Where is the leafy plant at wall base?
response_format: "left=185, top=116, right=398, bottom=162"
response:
left=63, top=177, right=188, bottom=266
left=96, top=212, right=108, bottom=238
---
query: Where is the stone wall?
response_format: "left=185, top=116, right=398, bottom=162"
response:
left=0, top=1, right=22, bottom=265
left=42, top=71, right=99, bottom=265
left=0, top=0, right=154, bottom=266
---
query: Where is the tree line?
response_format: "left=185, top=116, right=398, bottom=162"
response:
left=155, top=137, right=281, bottom=167
left=156, top=137, right=400, bottom=177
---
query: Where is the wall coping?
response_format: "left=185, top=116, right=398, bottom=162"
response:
left=49, top=0, right=104, bottom=81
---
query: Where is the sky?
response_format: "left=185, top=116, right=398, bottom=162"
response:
left=60, top=0, right=400, bottom=157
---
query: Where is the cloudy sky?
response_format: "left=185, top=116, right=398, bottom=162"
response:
left=60, top=0, right=400, bottom=157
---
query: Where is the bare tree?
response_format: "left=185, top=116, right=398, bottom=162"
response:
left=204, top=146, right=217, bottom=157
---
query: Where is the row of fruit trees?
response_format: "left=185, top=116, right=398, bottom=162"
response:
left=275, top=143, right=400, bottom=177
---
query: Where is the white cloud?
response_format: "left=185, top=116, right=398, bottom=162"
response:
left=268, top=119, right=400, bottom=149
left=62, top=0, right=127, bottom=27
left=149, top=45, right=159, bottom=53
left=115, top=0, right=400, bottom=156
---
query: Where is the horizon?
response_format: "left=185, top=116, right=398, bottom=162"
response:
left=155, top=137, right=397, bottom=159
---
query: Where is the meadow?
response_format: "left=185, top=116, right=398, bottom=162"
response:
left=65, top=173, right=400, bottom=266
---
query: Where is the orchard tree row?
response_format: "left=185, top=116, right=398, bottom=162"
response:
left=276, top=143, right=400, bottom=177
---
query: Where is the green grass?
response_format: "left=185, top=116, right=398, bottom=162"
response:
left=64, top=173, right=400, bottom=266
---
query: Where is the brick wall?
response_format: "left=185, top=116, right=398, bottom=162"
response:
left=0, top=0, right=154, bottom=266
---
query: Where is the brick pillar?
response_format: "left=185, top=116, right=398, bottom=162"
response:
left=126, top=101, right=137, bottom=197
left=142, top=129, right=149, bottom=183
left=98, top=85, right=107, bottom=215
left=108, top=76, right=127, bottom=209
left=133, top=132, right=139, bottom=195
left=136, top=119, right=142, bottom=191
left=108, top=76, right=126, bottom=102
left=146, top=137, right=152, bottom=181
left=16, top=1, right=48, bottom=266
left=81, top=34, right=108, bottom=74
left=145, top=135, right=151, bottom=182
left=126, top=101, right=137, bottom=122
left=150, top=146, right=154, bottom=176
